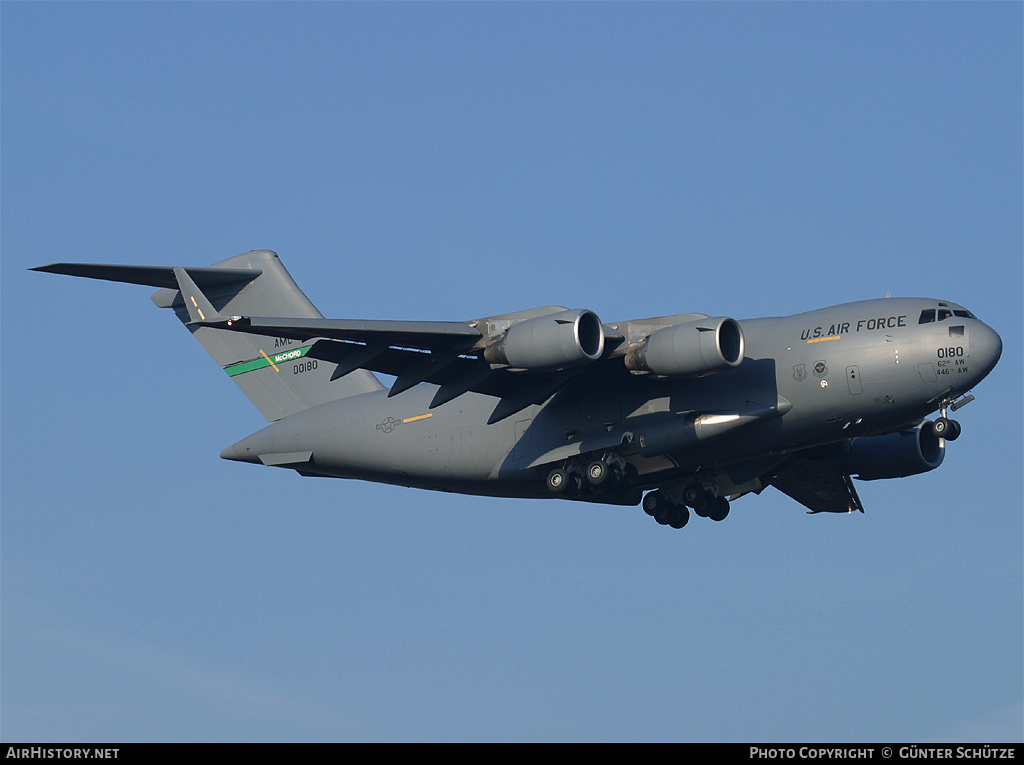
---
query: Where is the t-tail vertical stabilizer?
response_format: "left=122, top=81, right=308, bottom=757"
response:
left=32, top=250, right=384, bottom=420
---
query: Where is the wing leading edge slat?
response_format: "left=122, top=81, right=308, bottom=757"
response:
left=213, top=316, right=483, bottom=348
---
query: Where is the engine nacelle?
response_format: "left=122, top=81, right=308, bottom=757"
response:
left=624, top=316, right=744, bottom=377
left=842, top=421, right=945, bottom=481
left=483, top=309, right=605, bottom=370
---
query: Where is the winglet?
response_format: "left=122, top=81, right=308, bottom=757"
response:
left=172, top=266, right=223, bottom=324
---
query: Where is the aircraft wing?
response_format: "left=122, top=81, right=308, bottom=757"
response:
left=211, top=315, right=483, bottom=346
left=209, top=314, right=626, bottom=423
left=766, top=454, right=865, bottom=514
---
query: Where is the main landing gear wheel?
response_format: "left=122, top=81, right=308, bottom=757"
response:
left=668, top=504, right=689, bottom=529
left=642, top=490, right=690, bottom=529
left=586, top=459, right=611, bottom=486
left=706, top=496, right=730, bottom=522
left=545, top=457, right=634, bottom=500
left=682, top=482, right=703, bottom=506
left=642, top=490, right=668, bottom=518
left=546, top=467, right=583, bottom=497
left=683, top=482, right=710, bottom=516
left=546, top=468, right=570, bottom=494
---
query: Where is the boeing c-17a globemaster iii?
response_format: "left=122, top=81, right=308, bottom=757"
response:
left=32, top=250, right=1002, bottom=530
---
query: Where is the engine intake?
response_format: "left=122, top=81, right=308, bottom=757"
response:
left=625, top=316, right=744, bottom=377
left=483, top=309, right=605, bottom=371
left=842, top=421, right=945, bottom=480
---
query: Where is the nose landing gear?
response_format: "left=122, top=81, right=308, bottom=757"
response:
left=931, top=396, right=970, bottom=441
left=930, top=416, right=961, bottom=441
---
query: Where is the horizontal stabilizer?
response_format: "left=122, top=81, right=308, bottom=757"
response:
left=30, top=262, right=261, bottom=291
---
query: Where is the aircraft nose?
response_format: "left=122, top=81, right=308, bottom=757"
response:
left=972, top=321, right=1002, bottom=380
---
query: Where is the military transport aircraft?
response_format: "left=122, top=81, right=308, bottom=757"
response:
left=33, top=250, right=1002, bottom=529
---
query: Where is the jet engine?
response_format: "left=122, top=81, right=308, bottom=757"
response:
left=483, top=308, right=605, bottom=371
left=842, top=421, right=945, bottom=481
left=624, top=316, right=744, bottom=377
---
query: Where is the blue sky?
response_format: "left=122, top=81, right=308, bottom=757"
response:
left=2, top=2, right=1021, bottom=743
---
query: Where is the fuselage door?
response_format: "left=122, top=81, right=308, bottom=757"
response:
left=846, top=365, right=863, bottom=395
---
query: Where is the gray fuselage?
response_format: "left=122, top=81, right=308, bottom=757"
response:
left=221, top=297, right=1002, bottom=502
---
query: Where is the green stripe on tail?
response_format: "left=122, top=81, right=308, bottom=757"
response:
left=225, top=345, right=313, bottom=377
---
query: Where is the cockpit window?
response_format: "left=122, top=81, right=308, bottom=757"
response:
left=920, top=307, right=976, bottom=324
